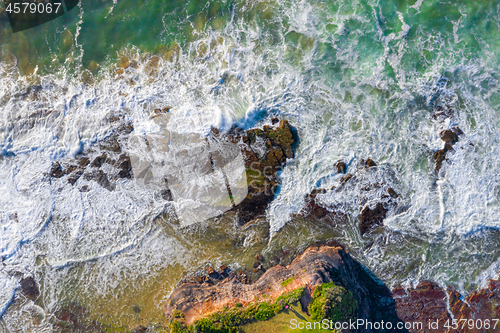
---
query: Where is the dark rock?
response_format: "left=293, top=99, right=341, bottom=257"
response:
left=365, top=158, right=377, bottom=168
left=271, top=118, right=279, bottom=125
left=68, top=169, right=84, bottom=185
left=161, top=188, right=173, bottom=201
left=335, top=161, right=346, bottom=174
left=387, top=188, right=398, bottom=198
left=219, top=265, right=229, bottom=278
left=299, top=189, right=331, bottom=220
left=440, top=129, right=458, bottom=145
left=224, top=119, right=295, bottom=224
left=78, top=157, right=90, bottom=168
left=91, top=154, right=106, bottom=168
left=359, top=202, right=387, bottom=235
left=20, top=276, right=39, bottom=300
left=93, top=170, right=115, bottom=191
left=444, top=142, right=454, bottom=152
left=255, top=254, right=263, bottom=262
left=433, top=149, right=447, bottom=172
left=65, top=164, right=78, bottom=174
left=117, top=154, right=132, bottom=178
left=50, top=162, right=64, bottom=178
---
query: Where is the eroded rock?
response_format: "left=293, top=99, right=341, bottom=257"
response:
left=165, top=245, right=401, bottom=329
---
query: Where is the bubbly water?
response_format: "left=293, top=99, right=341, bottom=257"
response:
left=1, top=0, right=500, bottom=329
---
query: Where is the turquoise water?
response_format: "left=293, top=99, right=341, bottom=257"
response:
left=1, top=0, right=500, bottom=329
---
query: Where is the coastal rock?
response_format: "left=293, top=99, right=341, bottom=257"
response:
left=392, top=281, right=451, bottom=333
left=224, top=119, right=296, bottom=224
left=440, top=129, right=458, bottom=145
left=433, top=149, right=447, bottom=172
left=336, top=161, right=347, bottom=174
left=48, top=123, right=134, bottom=190
left=359, top=202, right=387, bottom=235
left=165, top=245, right=401, bottom=330
left=393, top=278, right=500, bottom=333
left=297, top=159, right=399, bottom=234
left=47, top=118, right=295, bottom=224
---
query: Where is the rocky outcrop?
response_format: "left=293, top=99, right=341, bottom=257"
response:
left=393, top=278, right=500, bottom=333
left=47, top=121, right=134, bottom=192
left=165, top=244, right=402, bottom=331
left=226, top=118, right=295, bottom=224
left=433, top=127, right=464, bottom=172
left=297, top=158, right=400, bottom=235
left=47, top=117, right=295, bottom=224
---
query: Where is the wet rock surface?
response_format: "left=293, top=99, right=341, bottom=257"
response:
left=393, top=278, right=500, bottom=333
left=430, top=105, right=467, bottom=173
left=47, top=122, right=134, bottom=192
left=222, top=119, right=296, bottom=224
left=19, top=276, right=40, bottom=301
left=297, top=158, right=400, bottom=235
left=47, top=118, right=295, bottom=225
left=433, top=127, right=464, bottom=172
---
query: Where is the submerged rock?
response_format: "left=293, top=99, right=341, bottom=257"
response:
left=20, top=276, right=40, bottom=301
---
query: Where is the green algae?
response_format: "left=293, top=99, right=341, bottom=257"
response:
left=280, top=277, right=294, bottom=288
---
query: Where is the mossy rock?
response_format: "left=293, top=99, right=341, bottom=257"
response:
left=308, top=283, right=357, bottom=322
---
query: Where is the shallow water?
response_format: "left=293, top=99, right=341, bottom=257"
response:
left=1, top=0, right=500, bottom=329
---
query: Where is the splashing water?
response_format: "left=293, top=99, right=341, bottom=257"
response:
left=1, top=0, right=500, bottom=329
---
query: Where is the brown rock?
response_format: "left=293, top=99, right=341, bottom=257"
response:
left=393, top=281, right=450, bottom=333
left=165, top=245, right=400, bottom=326
left=92, top=170, right=115, bottom=191
left=206, top=266, right=215, bottom=275
left=387, top=188, right=398, bottom=198
left=359, top=202, right=387, bottom=235
left=50, top=162, right=64, bottom=178
left=336, top=161, right=346, bottom=174
left=78, top=157, right=90, bottom=168
left=91, top=154, right=106, bottom=168
left=223, top=119, right=295, bottom=224
left=365, top=158, right=377, bottom=168
left=433, top=149, right=447, bottom=172
left=255, top=254, right=263, bottom=262
left=68, top=169, right=84, bottom=185
left=117, top=154, right=132, bottom=178
left=440, top=129, right=458, bottom=145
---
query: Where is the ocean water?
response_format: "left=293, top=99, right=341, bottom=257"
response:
left=1, top=0, right=500, bottom=329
